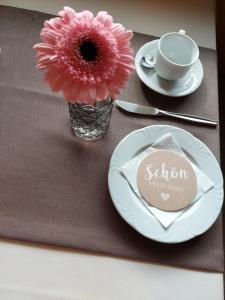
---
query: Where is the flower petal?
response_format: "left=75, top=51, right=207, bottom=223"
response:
left=33, top=7, right=135, bottom=103
left=96, top=11, right=113, bottom=27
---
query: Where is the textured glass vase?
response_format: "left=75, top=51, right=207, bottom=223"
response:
left=68, top=97, right=113, bottom=140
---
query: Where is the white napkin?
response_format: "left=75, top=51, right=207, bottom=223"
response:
left=121, top=133, right=214, bottom=228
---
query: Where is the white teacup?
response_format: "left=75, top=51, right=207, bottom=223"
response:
left=154, top=30, right=199, bottom=81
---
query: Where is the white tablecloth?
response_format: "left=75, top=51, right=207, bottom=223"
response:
left=0, top=239, right=223, bottom=300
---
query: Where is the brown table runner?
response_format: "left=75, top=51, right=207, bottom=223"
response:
left=0, top=5, right=223, bottom=272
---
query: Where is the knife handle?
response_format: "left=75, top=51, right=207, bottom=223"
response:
left=159, top=110, right=218, bottom=127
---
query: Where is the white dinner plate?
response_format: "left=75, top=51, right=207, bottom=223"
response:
left=135, top=40, right=204, bottom=97
left=108, top=125, right=223, bottom=243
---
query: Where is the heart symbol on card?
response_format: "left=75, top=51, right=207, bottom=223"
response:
left=160, top=192, right=170, bottom=201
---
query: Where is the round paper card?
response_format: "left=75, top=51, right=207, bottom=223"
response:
left=137, top=150, right=197, bottom=211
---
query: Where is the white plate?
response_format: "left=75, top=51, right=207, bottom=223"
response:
left=135, top=40, right=204, bottom=97
left=108, top=125, right=223, bottom=243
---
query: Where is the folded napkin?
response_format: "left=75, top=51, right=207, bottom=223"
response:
left=121, top=133, right=214, bottom=228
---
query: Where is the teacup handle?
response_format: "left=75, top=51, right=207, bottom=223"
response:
left=179, top=29, right=186, bottom=35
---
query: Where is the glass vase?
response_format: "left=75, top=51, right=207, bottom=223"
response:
left=68, top=97, right=113, bottom=140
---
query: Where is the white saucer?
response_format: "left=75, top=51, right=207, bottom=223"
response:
left=108, top=125, right=223, bottom=243
left=135, top=40, right=204, bottom=97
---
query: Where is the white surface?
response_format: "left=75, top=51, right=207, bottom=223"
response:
left=154, top=30, right=199, bottom=80
left=0, top=1, right=223, bottom=299
left=0, top=239, right=223, bottom=300
left=119, top=132, right=214, bottom=229
left=135, top=40, right=203, bottom=96
left=0, top=0, right=216, bottom=49
left=109, top=125, right=223, bottom=242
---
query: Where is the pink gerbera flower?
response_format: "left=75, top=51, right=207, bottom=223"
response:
left=33, top=7, right=135, bottom=104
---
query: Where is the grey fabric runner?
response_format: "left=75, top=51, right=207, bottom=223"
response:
left=0, top=5, right=223, bottom=272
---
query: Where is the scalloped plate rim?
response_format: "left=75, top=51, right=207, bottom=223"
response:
left=108, top=125, right=223, bottom=243
left=135, top=40, right=204, bottom=97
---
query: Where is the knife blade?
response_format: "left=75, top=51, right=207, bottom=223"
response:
left=114, top=100, right=218, bottom=126
left=115, top=100, right=159, bottom=115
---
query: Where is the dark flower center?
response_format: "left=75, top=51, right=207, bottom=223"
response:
left=79, top=40, right=98, bottom=61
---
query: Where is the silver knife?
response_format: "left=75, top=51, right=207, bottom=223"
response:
left=114, top=100, right=218, bottom=127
